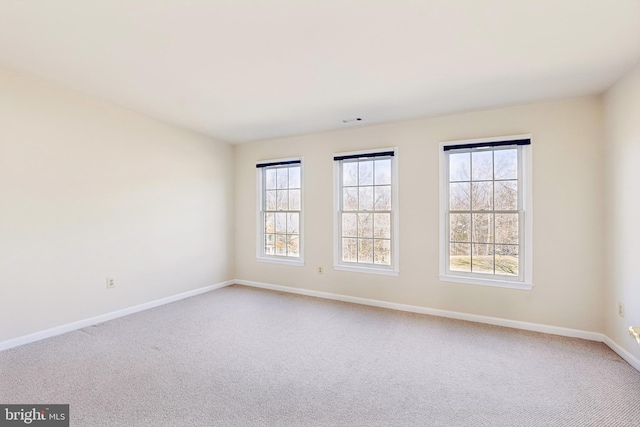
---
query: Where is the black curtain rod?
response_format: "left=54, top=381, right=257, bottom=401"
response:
left=256, top=160, right=301, bottom=168
left=443, top=139, right=530, bottom=151
left=333, top=151, right=395, bottom=161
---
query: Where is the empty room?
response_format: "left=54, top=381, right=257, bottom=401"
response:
left=1, top=1, right=640, bottom=426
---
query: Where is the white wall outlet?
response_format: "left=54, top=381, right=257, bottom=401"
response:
left=317, top=266, right=323, bottom=275
left=106, top=277, right=115, bottom=289
left=618, top=301, right=624, bottom=317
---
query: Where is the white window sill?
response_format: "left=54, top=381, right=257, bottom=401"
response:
left=257, top=257, right=304, bottom=267
left=334, top=264, right=399, bottom=276
left=438, top=274, right=533, bottom=290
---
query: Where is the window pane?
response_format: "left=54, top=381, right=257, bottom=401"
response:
left=374, top=186, right=391, bottom=210
left=359, top=186, right=374, bottom=211
left=374, top=159, right=391, bottom=185
left=358, top=239, right=373, bottom=263
left=288, top=166, right=301, bottom=189
left=450, top=243, right=471, bottom=272
left=374, top=239, right=391, bottom=265
left=276, top=234, right=287, bottom=256
left=275, top=212, right=286, bottom=233
left=472, top=150, right=493, bottom=181
left=260, top=163, right=304, bottom=261
left=264, top=234, right=275, bottom=255
left=265, top=213, right=275, bottom=234
left=494, top=149, right=517, bottom=180
left=265, top=190, right=276, bottom=211
left=359, top=161, right=373, bottom=185
left=342, top=238, right=358, bottom=262
left=450, top=213, right=471, bottom=242
left=276, top=190, right=288, bottom=211
left=343, top=188, right=358, bottom=211
left=495, top=214, right=519, bottom=244
left=495, top=181, right=517, bottom=211
left=373, top=213, right=391, bottom=239
left=449, top=152, right=470, bottom=182
left=472, top=213, right=493, bottom=243
left=287, top=235, right=300, bottom=257
left=471, top=182, right=493, bottom=211
left=339, top=154, right=394, bottom=269
left=358, top=213, right=374, bottom=238
left=343, top=162, right=358, bottom=186
left=265, top=169, right=277, bottom=190
left=276, top=168, right=288, bottom=189
left=287, top=212, right=299, bottom=234
left=495, top=245, right=518, bottom=275
left=471, top=244, right=494, bottom=274
left=289, top=189, right=301, bottom=211
left=445, top=145, right=524, bottom=279
left=342, top=213, right=357, bottom=237
left=450, top=183, right=470, bottom=211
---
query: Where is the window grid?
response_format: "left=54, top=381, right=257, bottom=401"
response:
left=262, top=165, right=301, bottom=258
left=339, top=157, right=393, bottom=266
left=447, top=147, right=521, bottom=278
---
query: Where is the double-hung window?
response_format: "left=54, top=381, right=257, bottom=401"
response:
left=257, top=158, right=303, bottom=265
left=439, top=135, right=532, bottom=289
left=334, top=148, right=399, bottom=276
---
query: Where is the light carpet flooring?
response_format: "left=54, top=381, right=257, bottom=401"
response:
left=1, top=284, right=639, bottom=426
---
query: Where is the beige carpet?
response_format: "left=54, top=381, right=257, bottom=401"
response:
left=1, top=284, right=639, bottom=426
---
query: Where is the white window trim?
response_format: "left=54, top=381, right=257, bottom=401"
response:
left=333, top=147, right=400, bottom=276
left=256, top=157, right=304, bottom=267
left=438, top=134, right=533, bottom=290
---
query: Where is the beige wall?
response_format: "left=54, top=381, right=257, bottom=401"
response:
left=0, top=66, right=235, bottom=342
left=603, top=62, right=640, bottom=359
left=2, top=61, right=621, bottom=345
left=235, top=96, right=605, bottom=332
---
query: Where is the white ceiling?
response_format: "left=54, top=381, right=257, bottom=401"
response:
left=1, top=1, right=639, bottom=143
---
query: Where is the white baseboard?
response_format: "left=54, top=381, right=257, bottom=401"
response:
left=602, top=334, right=640, bottom=372
left=4, top=278, right=639, bottom=374
left=235, top=279, right=640, bottom=372
left=235, top=279, right=603, bottom=341
left=0, top=280, right=234, bottom=352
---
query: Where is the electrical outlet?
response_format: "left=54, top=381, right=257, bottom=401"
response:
left=317, top=266, right=323, bottom=275
left=618, top=301, right=624, bottom=318
left=106, top=278, right=115, bottom=289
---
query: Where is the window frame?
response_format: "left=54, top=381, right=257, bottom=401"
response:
left=333, top=148, right=399, bottom=276
left=256, top=157, right=304, bottom=266
left=438, top=135, right=533, bottom=290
